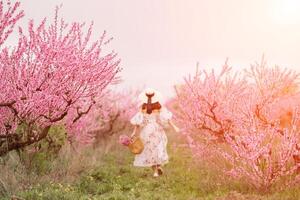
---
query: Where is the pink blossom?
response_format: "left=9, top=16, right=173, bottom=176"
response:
left=119, top=134, right=131, bottom=146
left=0, top=0, right=24, bottom=47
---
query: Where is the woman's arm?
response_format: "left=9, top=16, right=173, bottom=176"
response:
left=130, top=125, right=139, bottom=138
left=168, top=120, right=180, bottom=133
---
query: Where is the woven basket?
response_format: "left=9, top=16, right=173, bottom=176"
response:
left=128, top=136, right=144, bottom=154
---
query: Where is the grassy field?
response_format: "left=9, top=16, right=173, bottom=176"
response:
left=2, top=131, right=300, bottom=200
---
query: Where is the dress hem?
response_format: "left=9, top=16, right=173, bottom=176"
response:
left=133, top=160, right=169, bottom=167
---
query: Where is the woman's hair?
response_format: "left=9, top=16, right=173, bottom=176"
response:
left=142, top=93, right=161, bottom=114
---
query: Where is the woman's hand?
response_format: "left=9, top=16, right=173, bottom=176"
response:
left=130, top=132, right=136, bottom=138
left=173, top=124, right=180, bottom=133
left=169, top=120, right=180, bottom=133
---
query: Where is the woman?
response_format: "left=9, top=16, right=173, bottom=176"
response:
left=130, top=88, right=179, bottom=177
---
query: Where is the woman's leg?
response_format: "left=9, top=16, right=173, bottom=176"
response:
left=157, top=164, right=163, bottom=175
left=152, top=165, right=159, bottom=177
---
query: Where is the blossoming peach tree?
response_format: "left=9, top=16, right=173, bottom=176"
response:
left=66, top=90, right=139, bottom=146
left=174, top=58, right=300, bottom=191
left=0, top=1, right=121, bottom=156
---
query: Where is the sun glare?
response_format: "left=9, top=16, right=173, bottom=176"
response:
left=269, top=0, right=300, bottom=24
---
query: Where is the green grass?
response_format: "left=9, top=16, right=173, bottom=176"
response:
left=3, top=133, right=300, bottom=200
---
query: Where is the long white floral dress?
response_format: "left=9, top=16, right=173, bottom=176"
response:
left=130, top=108, right=172, bottom=167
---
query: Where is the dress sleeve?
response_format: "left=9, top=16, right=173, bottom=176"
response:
left=159, top=107, right=173, bottom=123
left=130, top=111, right=144, bottom=125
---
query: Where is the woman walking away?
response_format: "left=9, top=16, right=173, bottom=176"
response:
left=130, top=88, right=180, bottom=177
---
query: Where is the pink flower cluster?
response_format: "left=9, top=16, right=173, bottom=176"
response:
left=119, top=134, right=131, bottom=146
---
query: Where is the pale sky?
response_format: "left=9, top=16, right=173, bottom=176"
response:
left=13, top=0, right=300, bottom=97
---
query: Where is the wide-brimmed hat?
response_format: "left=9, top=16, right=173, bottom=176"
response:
left=138, top=88, right=163, bottom=105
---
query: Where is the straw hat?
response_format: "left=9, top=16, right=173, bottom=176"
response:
left=138, top=88, right=163, bottom=105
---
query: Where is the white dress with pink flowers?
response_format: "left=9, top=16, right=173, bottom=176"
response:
left=130, top=108, right=172, bottom=167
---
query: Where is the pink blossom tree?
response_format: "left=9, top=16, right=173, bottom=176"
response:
left=174, top=58, right=300, bottom=190
left=66, top=90, right=139, bottom=148
left=174, top=61, right=249, bottom=143
left=0, top=6, right=121, bottom=156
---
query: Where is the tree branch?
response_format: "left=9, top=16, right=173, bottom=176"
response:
left=73, top=100, right=95, bottom=123
left=0, top=100, right=16, bottom=107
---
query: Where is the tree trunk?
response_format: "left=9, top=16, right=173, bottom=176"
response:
left=0, top=126, right=51, bottom=157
